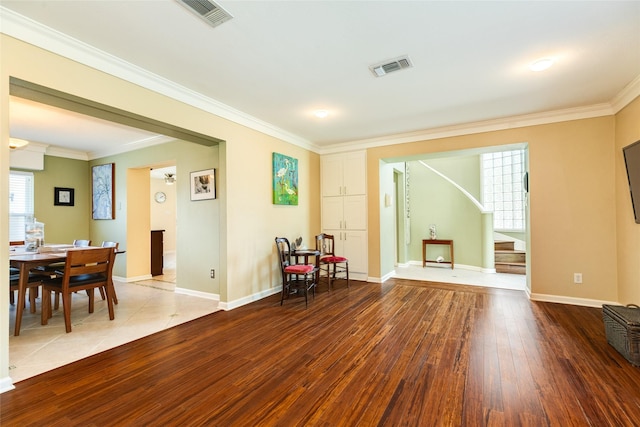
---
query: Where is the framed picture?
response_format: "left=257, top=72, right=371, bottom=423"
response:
left=92, top=163, right=115, bottom=220
left=272, top=152, right=298, bottom=205
left=190, top=168, right=216, bottom=201
left=54, top=187, right=75, bottom=206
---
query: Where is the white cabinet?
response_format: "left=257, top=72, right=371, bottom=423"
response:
left=321, top=151, right=366, bottom=196
left=321, top=151, right=368, bottom=280
left=323, top=230, right=367, bottom=275
left=322, top=195, right=366, bottom=231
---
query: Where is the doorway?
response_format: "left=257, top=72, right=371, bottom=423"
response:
left=150, top=166, right=177, bottom=287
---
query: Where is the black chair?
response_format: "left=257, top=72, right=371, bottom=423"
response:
left=315, top=233, right=349, bottom=290
left=275, top=237, right=317, bottom=307
left=41, top=247, right=115, bottom=333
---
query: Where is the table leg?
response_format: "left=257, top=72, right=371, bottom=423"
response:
left=450, top=241, right=454, bottom=269
left=14, top=263, right=29, bottom=336
left=422, top=240, right=426, bottom=268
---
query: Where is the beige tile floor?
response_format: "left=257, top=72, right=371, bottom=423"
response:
left=8, top=267, right=220, bottom=383
left=393, top=264, right=526, bottom=291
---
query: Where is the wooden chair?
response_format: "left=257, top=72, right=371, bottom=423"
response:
left=34, top=239, right=92, bottom=308
left=315, top=233, right=349, bottom=290
left=41, top=247, right=115, bottom=333
left=275, top=237, right=317, bottom=307
left=98, top=241, right=119, bottom=304
left=9, top=272, right=42, bottom=311
left=10, top=240, right=33, bottom=305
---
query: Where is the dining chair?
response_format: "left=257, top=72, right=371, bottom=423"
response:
left=315, top=233, right=349, bottom=290
left=275, top=237, right=317, bottom=307
left=97, top=241, right=119, bottom=304
left=41, top=247, right=116, bottom=333
left=34, top=239, right=92, bottom=308
left=9, top=272, right=42, bottom=311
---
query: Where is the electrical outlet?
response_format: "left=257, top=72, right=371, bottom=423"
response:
left=210, top=269, right=215, bottom=279
left=574, top=273, right=583, bottom=284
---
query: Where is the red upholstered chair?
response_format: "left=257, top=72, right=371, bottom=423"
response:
left=315, top=233, right=349, bottom=290
left=275, top=237, right=317, bottom=307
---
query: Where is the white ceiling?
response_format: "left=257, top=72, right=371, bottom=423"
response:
left=2, top=1, right=640, bottom=156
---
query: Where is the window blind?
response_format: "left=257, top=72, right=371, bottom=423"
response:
left=9, top=171, right=34, bottom=241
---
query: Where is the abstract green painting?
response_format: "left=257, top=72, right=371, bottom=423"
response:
left=273, top=152, right=298, bottom=205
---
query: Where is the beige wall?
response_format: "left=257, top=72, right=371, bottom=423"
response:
left=0, top=34, right=320, bottom=386
left=616, top=96, right=640, bottom=304
left=368, top=116, right=619, bottom=302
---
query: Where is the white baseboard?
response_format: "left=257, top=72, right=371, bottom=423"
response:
left=0, top=376, right=15, bottom=394
left=407, top=260, right=494, bottom=273
left=175, top=287, right=220, bottom=302
left=530, top=293, right=619, bottom=308
left=222, top=287, right=282, bottom=311
left=117, top=274, right=152, bottom=282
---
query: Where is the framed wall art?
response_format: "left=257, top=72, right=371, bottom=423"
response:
left=92, top=163, right=115, bottom=219
left=54, top=187, right=75, bottom=206
left=272, top=152, right=298, bottom=205
left=190, top=168, right=216, bottom=201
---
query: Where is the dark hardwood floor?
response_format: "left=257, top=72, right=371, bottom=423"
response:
left=3, top=278, right=640, bottom=426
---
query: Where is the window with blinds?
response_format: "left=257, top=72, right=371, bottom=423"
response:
left=9, top=171, right=34, bottom=241
left=481, top=150, right=526, bottom=232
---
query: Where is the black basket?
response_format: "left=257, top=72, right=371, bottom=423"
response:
left=602, top=304, right=640, bottom=366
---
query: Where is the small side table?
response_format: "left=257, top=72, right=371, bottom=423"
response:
left=422, top=239, right=454, bottom=269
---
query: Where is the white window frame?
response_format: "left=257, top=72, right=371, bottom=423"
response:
left=481, top=149, right=526, bottom=232
left=9, top=170, right=34, bottom=242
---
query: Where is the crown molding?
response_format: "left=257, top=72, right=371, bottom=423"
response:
left=610, top=74, right=640, bottom=114
left=319, top=103, right=616, bottom=155
left=45, top=146, right=89, bottom=161
left=0, top=7, right=318, bottom=153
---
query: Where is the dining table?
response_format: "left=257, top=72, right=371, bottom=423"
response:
left=10, top=246, right=73, bottom=336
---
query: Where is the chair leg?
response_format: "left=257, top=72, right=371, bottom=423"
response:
left=62, top=292, right=73, bottom=333
left=111, top=280, right=118, bottom=305
left=346, top=262, right=350, bottom=288
left=41, top=289, right=50, bottom=325
left=29, top=287, right=38, bottom=313
left=304, top=281, right=308, bottom=308
left=281, top=277, right=288, bottom=306
left=9, top=290, right=15, bottom=305
left=54, top=292, right=60, bottom=310
left=88, top=289, right=95, bottom=313
left=105, top=283, right=115, bottom=321
left=99, top=287, right=106, bottom=300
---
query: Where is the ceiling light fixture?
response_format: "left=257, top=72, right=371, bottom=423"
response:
left=314, top=110, right=329, bottom=119
left=164, top=173, right=176, bottom=185
left=530, top=58, right=554, bottom=72
left=9, top=137, right=29, bottom=149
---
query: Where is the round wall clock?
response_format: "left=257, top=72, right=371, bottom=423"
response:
left=154, top=191, right=167, bottom=203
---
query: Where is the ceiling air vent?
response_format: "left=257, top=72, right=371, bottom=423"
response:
left=369, top=55, right=413, bottom=77
left=177, top=0, right=233, bottom=28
